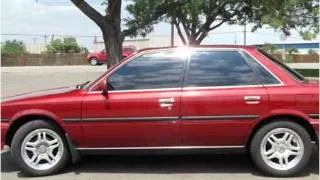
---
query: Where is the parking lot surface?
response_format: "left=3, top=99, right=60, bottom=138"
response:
left=1, top=65, right=319, bottom=180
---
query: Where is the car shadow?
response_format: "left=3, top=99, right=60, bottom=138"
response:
left=1, top=150, right=319, bottom=178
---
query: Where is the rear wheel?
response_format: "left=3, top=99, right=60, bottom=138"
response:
left=11, top=120, right=69, bottom=176
left=250, top=120, right=312, bottom=176
left=89, top=58, right=99, bottom=66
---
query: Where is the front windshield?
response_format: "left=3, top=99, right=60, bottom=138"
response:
left=257, top=49, right=306, bottom=81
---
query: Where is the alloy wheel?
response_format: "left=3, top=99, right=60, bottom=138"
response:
left=90, top=59, right=98, bottom=66
left=21, top=128, right=64, bottom=171
left=260, top=128, right=304, bottom=171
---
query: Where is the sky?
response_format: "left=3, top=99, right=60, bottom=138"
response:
left=1, top=0, right=318, bottom=50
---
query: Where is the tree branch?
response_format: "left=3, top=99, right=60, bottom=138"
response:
left=122, top=3, right=168, bottom=37
left=71, top=0, right=105, bottom=27
left=174, top=20, right=187, bottom=45
left=180, top=20, right=192, bottom=42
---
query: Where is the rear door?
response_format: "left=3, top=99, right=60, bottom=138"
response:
left=180, top=49, right=280, bottom=147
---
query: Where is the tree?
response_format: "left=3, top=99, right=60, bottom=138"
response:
left=45, top=37, right=86, bottom=53
left=127, top=0, right=319, bottom=45
left=249, top=0, right=319, bottom=39
left=308, top=49, right=318, bottom=55
left=1, top=40, right=26, bottom=54
left=70, top=0, right=165, bottom=66
left=71, top=0, right=122, bottom=66
left=287, top=48, right=298, bottom=54
left=259, top=43, right=278, bottom=54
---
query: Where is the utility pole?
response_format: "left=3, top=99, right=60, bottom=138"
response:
left=44, top=35, right=48, bottom=45
left=171, top=17, right=174, bottom=47
left=32, top=38, right=37, bottom=44
left=243, top=18, right=247, bottom=45
left=51, top=34, right=55, bottom=42
left=280, top=33, right=287, bottom=62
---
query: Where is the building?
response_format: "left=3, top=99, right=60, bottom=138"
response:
left=92, top=35, right=184, bottom=51
left=256, top=42, right=319, bottom=54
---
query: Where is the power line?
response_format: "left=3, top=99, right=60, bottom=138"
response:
left=1, top=33, right=101, bottom=38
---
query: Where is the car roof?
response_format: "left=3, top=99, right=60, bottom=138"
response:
left=137, top=45, right=257, bottom=53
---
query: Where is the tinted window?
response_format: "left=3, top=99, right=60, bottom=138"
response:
left=241, top=52, right=280, bottom=84
left=108, top=51, right=185, bottom=90
left=257, top=49, right=305, bottom=81
left=186, top=51, right=258, bottom=87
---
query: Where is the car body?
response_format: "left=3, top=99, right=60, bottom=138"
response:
left=1, top=45, right=319, bottom=176
left=86, top=45, right=136, bottom=66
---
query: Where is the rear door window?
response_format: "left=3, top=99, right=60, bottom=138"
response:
left=185, top=51, right=259, bottom=87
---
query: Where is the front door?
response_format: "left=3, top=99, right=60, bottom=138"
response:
left=180, top=50, right=280, bottom=146
left=81, top=50, right=187, bottom=148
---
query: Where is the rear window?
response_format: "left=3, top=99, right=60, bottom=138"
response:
left=257, top=49, right=305, bottom=81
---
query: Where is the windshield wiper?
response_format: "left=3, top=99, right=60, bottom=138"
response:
left=76, top=81, right=91, bottom=89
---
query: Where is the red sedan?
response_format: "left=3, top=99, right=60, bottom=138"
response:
left=1, top=45, right=319, bottom=176
left=86, top=46, right=136, bottom=66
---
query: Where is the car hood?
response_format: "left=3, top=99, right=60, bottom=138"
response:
left=87, top=52, right=100, bottom=57
left=1, top=86, right=78, bottom=103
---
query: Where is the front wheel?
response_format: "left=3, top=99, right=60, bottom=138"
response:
left=250, top=120, right=312, bottom=177
left=11, top=120, right=69, bottom=176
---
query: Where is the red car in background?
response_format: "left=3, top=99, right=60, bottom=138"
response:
left=86, top=45, right=136, bottom=66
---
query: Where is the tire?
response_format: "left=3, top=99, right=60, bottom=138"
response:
left=250, top=120, right=312, bottom=177
left=11, top=120, right=69, bottom=176
left=89, top=58, right=99, bottom=66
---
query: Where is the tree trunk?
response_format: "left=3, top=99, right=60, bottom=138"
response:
left=70, top=0, right=123, bottom=69
left=102, top=29, right=122, bottom=68
left=177, top=32, right=204, bottom=45
left=184, top=37, right=200, bottom=45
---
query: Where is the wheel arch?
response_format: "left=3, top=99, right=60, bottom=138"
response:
left=246, top=114, right=317, bottom=149
left=6, top=114, right=65, bottom=146
left=88, top=56, right=98, bottom=60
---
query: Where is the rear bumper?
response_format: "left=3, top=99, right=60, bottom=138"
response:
left=1, top=122, right=9, bottom=149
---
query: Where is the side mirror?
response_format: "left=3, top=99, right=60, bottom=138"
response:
left=98, top=79, right=108, bottom=95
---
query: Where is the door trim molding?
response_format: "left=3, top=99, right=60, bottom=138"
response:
left=76, top=145, right=245, bottom=150
left=63, top=117, right=179, bottom=122
left=63, top=115, right=258, bottom=123
left=182, top=115, right=258, bottom=120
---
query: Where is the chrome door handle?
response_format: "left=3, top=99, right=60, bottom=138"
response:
left=244, top=96, right=261, bottom=101
left=159, top=98, right=174, bottom=110
left=160, top=104, right=173, bottom=108
left=244, top=96, right=261, bottom=104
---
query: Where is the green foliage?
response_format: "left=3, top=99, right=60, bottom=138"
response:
left=124, top=0, right=179, bottom=37
left=260, top=43, right=278, bottom=54
left=127, top=0, right=250, bottom=44
left=250, top=0, right=319, bottom=39
left=294, top=69, right=319, bottom=77
left=287, top=48, right=299, bottom=54
left=1, top=40, right=26, bottom=54
left=45, top=37, right=86, bottom=53
left=126, top=0, right=319, bottom=44
left=80, top=47, right=89, bottom=53
left=308, top=49, right=319, bottom=55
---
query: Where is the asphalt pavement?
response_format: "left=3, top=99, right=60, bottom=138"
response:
left=1, top=65, right=319, bottom=180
